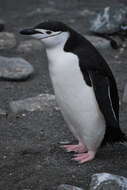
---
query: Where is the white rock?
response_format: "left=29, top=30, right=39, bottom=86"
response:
left=57, top=184, right=84, bottom=190
left=79, top=9, right=95, bottom=16
left=0, top=108, right=6, bottom=116
left=17, top=39, right=44, bottom=53
left=90, top=173, right=127, bottom=190
left=0, top=56, right=34, bottom=80
left=0, top=32, right=16, bottom=49
left=10, top=93, right=60, bottom=114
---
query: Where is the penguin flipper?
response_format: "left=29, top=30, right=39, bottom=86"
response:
left=88, top=71, right=127, bottom=145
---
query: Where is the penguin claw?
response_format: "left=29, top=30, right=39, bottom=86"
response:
left=72, top=151, right=96, bottom=163
left=60, top=143, right=87, bottom=153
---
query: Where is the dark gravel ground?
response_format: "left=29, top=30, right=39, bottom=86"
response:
left=0, top=0, right=127, bottom=190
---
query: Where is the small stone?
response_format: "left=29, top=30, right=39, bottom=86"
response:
left=3, top=155, right=7, bottom=159
left=90, top=5, right=127, bottom=34
left=85, top=35, right=110, bottom=49
left=0, top=108, right=6, bottom=116
left=90, top=173, right=127, bottom=190
left=57, top=184, right=84, bottom=190
left=122, top=43, right=127, bottom=48
left=35, top=164, right=42, bottom=170
left=114, top=55, right=119, bottom=59
left=110, top=36, right=123, bottom=48
left=0, top=32, right=16, bottom=49
left=0, top=19, right=5, bottom=32
left=0, top=56, right=34, bottom=80
left=10, top=93, right=59, bottom=114
left=21, top=113, right=26, bottom=117
left=123, top=84, right=127, bottom=103
left=17, top=39, right=44, bottom=53
left=120, top=47, right=125, bottom=53
left=59, top=141, right=71, bottom=145
left=79, top=9, right=95, bottom=17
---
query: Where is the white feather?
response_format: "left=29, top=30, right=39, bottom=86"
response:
left=108, top=85, right=117, bottom=120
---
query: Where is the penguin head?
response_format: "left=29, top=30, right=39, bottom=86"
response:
left=20, top=21, right=70, bottom=48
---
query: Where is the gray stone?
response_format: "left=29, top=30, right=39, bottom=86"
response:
left=90, top=5, right=127, bottom=34
left=123, top=84, right=127, bottom=103
left=85, top=35, right=110, bottom=49
left=90, top=173, right=127, bottom=190
left=0, top=108, right=6, bottom=116
left=10, top=93, right=60, bottom=114
left=0, top=56, right=34, bottom=80
left=79, top=9, right=95, bottom=17
left=57, top=184, right=84, bottom=190
left=17, top=39, right=44, bottom=53
left=0, top=32, right=16, bottom=49
left=59, top=140, right=71, bottom=145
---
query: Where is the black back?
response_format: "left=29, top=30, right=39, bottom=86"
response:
left=63, top=25, right=126, bottom=145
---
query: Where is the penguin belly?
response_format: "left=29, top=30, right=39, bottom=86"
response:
left=48, top=51, right=106, bottom=150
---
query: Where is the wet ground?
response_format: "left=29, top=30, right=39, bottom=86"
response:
left=0, top=0, right=127, bottom=189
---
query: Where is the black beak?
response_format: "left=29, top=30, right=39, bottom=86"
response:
left=20, top=28, right=38, bottom=35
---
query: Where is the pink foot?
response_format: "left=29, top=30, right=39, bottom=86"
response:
left=72, top=151, right=96, bottom=163
left=60, top=143, right=87, bottom=153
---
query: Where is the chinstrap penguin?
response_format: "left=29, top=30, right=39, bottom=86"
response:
left=20, top=21, right=127, bottom=163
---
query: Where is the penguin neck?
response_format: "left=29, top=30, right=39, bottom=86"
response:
left=45, top=35, right=68, bottom=66
left=45, top=30, right=83, bottom=64
left=45, top=32, right=69, bottom=55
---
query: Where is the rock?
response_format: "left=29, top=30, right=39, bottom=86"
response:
left=17, top=39, right=44, bottom=53
left=123, top=84, right=127, bottom=103
left=90, top=5, right=127, bottom=34
left=90, top=173, right=127, bottom=190
left=10, top=93, right=60, bottom=114
left=85, top=35, right=110, bottom=49
left=0, top=56, right=34, bottom=80
left=0, top=32, right=16, bottom=49
left=59, top=140, right=71, bottom=145
left=0, top=108, right=6, bottom=116
left=79, top=9, right=95, bottom=17
left=0, top=19, right=5, bottom=32
left=57, top=184, right=84, bottom=190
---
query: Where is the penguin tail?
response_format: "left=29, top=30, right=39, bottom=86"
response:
left=101, top=126, right=127, bottom=146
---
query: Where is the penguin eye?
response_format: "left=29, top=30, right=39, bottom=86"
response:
left=46, top=30, right=52, bottom=34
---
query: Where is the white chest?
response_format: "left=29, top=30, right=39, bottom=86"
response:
left=47, top=49, right=98, bottom=114
left=46, top=49, right=105, bottom=149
